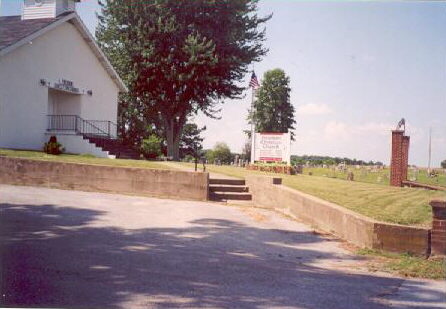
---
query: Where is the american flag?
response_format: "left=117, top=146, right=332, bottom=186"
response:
left=249, top=72, right=260, bottom=89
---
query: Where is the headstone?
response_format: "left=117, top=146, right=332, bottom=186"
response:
left=347, top=171, right=354, bottom=181
left=234, top=155, right=240, bottom=166
left=295, top=165, right=303, bottom=174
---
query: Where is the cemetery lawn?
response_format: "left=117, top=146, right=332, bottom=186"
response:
left=0, top=149, right=169, bottom=170
left=302, top=167, right=446, bottom=188
left=181, top=163, right=446, bottom=227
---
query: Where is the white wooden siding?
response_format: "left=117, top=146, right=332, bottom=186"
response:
left=22, top=0, right=56, bottom=20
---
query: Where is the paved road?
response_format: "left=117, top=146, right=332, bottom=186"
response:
left=0, top=184, right=444, bottom=308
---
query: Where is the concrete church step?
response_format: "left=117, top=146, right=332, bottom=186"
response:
left=209, top=178, right=251, bottom=201
left=209, top=178, right=246, bottom=186
left=83, top=135, right=141, bottom=160
left=209, top=185, right=249, bottom=193
left=209, top=192, right=252, bottom=201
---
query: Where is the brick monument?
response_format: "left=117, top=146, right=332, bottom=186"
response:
left=390, top=119, right=410, bottom=187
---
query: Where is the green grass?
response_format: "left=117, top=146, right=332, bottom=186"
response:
left=302, top=167, right=446, bottom=188
left=412, top=169, right=446, bottom=187
left=0, top=148, right=169, bottom=170
left=357, top=249, right=446, bottom=280
left=181, top=163, right=446, bottom=227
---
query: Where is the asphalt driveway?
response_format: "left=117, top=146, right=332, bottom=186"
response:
left=0, top=184, right=444, bottom=308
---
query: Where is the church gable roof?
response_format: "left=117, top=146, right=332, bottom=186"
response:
left=0, top=13, right=127, bottom=92
left=0, top=14, right=67, bottom=51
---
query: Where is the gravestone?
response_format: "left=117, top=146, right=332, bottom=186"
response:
left=347, top=171, right=354, bottom=181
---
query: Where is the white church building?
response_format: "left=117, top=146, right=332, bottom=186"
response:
left=0, top=0, right=139, bottom=158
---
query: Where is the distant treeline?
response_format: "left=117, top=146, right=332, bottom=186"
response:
left=291, top=155, right=384, bottom=167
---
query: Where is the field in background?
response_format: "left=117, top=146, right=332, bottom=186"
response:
left=302, top=166, right=446, bottom=188
left=180, top=163, right=446, bottom=227
left=0, top=149, right=169, bottom=170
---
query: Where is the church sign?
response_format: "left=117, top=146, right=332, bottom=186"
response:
left=53, top=79, right=80, bottom=94
left=41, top=78, right=92, bottom=95
left=254, top=132, right=291, bottom=164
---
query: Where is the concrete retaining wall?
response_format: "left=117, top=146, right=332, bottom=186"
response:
left=246, top=175, right=430, bottom=256
left=0, top=157, right=209, bottom=201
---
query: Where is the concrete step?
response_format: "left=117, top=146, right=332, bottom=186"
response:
left=83, top=134, right=141, bottom=160
left=209, top=178, right=245, bottom=186
left=209, top=192, right=252, bottom=201
left=209, top=185, right=249, bottom=193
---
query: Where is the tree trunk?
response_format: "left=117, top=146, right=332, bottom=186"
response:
left=172, top=131, right=181, bottom=160
left=165, top=116, right=185, bottom=161
left=165, top=120, right=175, bottom=160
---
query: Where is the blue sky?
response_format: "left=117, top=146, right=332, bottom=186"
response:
left=2, top=0, right=445, bottom=166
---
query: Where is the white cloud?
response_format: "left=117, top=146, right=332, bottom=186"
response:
left=323, top=121, right=395, bottom=140
left=310, top=121, right=434, bottom=164
left=357, top=122, right=393, bottom=136
left=297, top=103, right=333, bottom=116
left=311, top=121, right=391, bottom=162
left=433, top=137, right=446, bottom=144
left=324, top=121, right=349, bottom=140
left=361, top=54, right=376, bottom=63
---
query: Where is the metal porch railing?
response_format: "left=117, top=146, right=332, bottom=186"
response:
left=47, top=115, right=118, bottom=139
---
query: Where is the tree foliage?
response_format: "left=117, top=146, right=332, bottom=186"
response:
left=291, top=155, right=384, bottom=167
left=141, top=134, right=163, bottom=159
left=179, top=122, right=206, bottom=159
left=252, top=68, right=296, bottom=140
left=441, top=160, right=446, bottom=169
left=96, top=0, right=271, bottom=159
left=206, top=142, right=233, bottom=164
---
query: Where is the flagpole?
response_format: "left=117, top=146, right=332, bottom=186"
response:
left=250, top=87, right=255, bottom=164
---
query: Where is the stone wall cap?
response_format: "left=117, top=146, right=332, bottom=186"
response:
left=430, top=199, right=446, bottom=208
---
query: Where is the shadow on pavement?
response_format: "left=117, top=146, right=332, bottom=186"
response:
left=0, top=203, right=443, bottom=308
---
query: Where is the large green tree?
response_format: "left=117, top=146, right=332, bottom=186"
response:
left=97, top=0, right=271, bottom=160
left=252, top=68, right=296, bottom=140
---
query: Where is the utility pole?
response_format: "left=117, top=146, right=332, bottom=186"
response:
left=428, top=127, right=432, bottom=174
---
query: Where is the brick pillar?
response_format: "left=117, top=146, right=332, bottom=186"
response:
left=430, top=199, right=446, bottom=257
left=390, top=130, right=404, bottom=187
left=401, top=135, right=410, bottom=182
